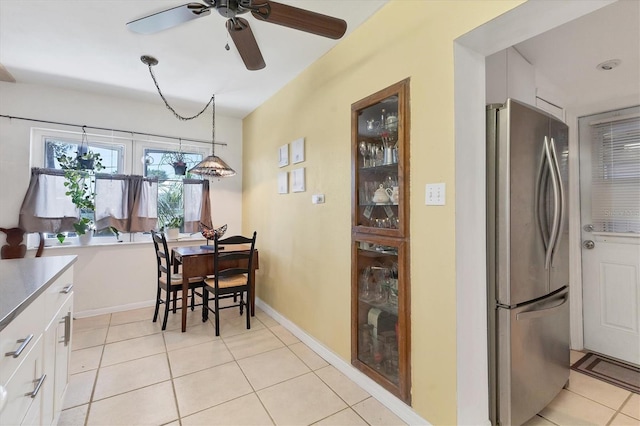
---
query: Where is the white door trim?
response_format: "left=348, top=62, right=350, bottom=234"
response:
left=453, top=1, right=615, bottom=424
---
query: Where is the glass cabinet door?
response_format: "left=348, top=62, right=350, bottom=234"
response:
left=352, top=80, right=408, bottom=237
left=354, top=240, right=401, bottom=383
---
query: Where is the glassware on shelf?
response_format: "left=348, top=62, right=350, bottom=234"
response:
left=373, top=336, right=385, bottom=371
left=371, top=266, right=390, bottom=304
left=358, top=324, right=373, bottom=363
left=359, top=141, right=368, bottom=168
left=359, top=266, right=372, bottom=301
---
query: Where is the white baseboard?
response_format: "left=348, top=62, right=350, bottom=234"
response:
left=255, top=298, right=429, bottom=426
left=74, top=300, right=156, bottom=318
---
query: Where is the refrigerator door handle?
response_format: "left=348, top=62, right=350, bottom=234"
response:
left=516, top=293, right=568, bottom=321
left=549, top=137, right=565, bottom=266
left=543, top=137, right=560, bottom=270
left=535, top=140, right=550, bottom=250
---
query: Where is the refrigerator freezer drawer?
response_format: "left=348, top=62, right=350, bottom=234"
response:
left=497, top=289, right=570, bottom=425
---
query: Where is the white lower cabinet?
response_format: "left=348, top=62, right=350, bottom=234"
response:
left=0, top=266, right=74, bottom=426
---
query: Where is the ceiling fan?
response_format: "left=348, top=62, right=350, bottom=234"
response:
left=126, top=0, right=348, bottom=71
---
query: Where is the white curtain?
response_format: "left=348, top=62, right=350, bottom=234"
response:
left=94, top=174, right=158, bottom=232
left=183, top=179, right=212, bottom=233
left=19, top=168, right=79, bottom=232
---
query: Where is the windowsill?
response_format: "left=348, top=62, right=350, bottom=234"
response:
left=32, top=234, right=209, bottom=251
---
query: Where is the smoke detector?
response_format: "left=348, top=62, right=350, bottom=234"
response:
left=596, top=59, right=621, bottom=71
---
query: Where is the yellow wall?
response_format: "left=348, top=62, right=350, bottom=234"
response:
left=243, top=1, right=523, bottom=423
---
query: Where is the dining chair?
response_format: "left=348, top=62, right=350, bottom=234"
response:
left=0, top=227, right=45, bottom=259
left=202, top=231, right=257, bottom=336
left=151, top=230, right=205, bottom=330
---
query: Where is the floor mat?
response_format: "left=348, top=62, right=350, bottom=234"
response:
left=571, top=352, right=639, bottom=394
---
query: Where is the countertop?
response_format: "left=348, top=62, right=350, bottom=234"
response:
left=0, top=255, right=77, bottom=332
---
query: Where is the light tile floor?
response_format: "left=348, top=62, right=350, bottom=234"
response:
left=523, top=350, right=639, bottom=426
left=61, top=303, right=640, bottom=426
left=60, top=302, right=401, bottom=426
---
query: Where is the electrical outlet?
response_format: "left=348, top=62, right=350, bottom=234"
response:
left=425, top=183, right=446, bottom=205
left=312, top=194, right=325, bottom=204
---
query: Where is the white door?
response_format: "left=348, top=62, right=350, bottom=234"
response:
left=579, top=106, right=640, bottom=366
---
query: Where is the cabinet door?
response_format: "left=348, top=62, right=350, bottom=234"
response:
left=0, top=335, right=44, bottom=426
left=351, top=236, right=410, bottom=402
left=352, top=79, right=410, bottom=237
left=54, top=295, right=73, bottom=418
left=42, top=293, right=73, bottom=426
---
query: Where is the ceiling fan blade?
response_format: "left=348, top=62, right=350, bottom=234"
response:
left=0, top=63, right=16, bottom=83
left=127, top=3, right=211, bottom=34
left=251, top=1, right=347, bottom=40
left=226, top=18, right=266, bottom=71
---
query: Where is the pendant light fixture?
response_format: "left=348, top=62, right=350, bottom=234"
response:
left=141, top=55, right=236, bottom=178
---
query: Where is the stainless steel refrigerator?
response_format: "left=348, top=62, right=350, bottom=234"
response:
left=487, top=99, right=570, bottom=426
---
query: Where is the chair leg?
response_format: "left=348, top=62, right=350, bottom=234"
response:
left=245, top=292, right=251, bottom=331
left=172, top=289, right=177, bottom=313
left=152, top=286, right=161, bottom=323
left=202, top=288, right=209, bottom=322
left=162, top=289, right=170, bottom=330
left=214, top=293, right=220, bottom=337
left=191, top=288, right=195, bottom=311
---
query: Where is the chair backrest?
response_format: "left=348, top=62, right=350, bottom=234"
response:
left=0, top=227, right=45, bottom=259
left=213, top=232, right=257, bottom=284
left=150, top=230, right=172, bottom=278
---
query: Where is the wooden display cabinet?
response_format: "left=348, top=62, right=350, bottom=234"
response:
left=351, top=79, right=410, bottom=403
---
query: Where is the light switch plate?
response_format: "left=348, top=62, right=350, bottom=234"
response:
left=425, top=183, right=446, bottom=205
left=312, top=194, right=325, bottom=204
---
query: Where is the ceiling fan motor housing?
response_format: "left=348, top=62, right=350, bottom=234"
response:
left=215, top=0, right=250, bottom=18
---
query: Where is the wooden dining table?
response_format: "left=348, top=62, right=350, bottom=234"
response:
left=172, top=245, right=259, bottom=332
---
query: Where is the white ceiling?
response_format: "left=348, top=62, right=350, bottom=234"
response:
left=1, top=1, right=637, bottom=120
left=0, top=0, right=387, bottom=118
left=515, top=0, right=639, bottom=110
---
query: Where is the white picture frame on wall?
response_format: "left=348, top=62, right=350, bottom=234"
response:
left=278, top=144, right=289, bottom=167
left=278, top=171, right=288, bottom=194
left=291, top=167, right=305, bottom=192
left=291, top=137, right=305, bottom=164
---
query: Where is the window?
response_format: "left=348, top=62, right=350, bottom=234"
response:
left=143, top=148, right=204, bottom=231
left=26, top=128, right=211, bottom=245
left=44, top=138, right=124, bottom=174
left=585, top=107, right=640, bottom=234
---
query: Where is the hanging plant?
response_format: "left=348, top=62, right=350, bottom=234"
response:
left=55, top=129, right=105, bottom=243
left=171, top=153, right=187, bottom=176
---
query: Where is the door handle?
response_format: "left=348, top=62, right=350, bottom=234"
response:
left=583, top=240, right=595, bottom=249
left=549, top=138, right=565, bottom=266
left=516, top=293, right=568, bottom=321
left=543, top=137, right=560, bottom=270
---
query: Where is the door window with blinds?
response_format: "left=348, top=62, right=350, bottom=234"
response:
left=580, top=106, right=640, bottom=234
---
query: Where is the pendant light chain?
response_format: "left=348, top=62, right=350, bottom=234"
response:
left=141, top=54, right=234, bottom=177
left=146, top=64, right=214, bottom=122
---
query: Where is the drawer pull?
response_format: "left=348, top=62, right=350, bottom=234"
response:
left=5, top=334, right=34, bottom=358
left=60, top=284, right=74, bottom=294
left=27, top=374, right=46, bottom=398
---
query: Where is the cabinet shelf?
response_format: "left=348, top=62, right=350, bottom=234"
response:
left=351, top=79, right=410, bottom=404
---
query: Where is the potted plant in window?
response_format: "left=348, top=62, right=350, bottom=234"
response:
left=164, top=216, right=182, bottom=240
